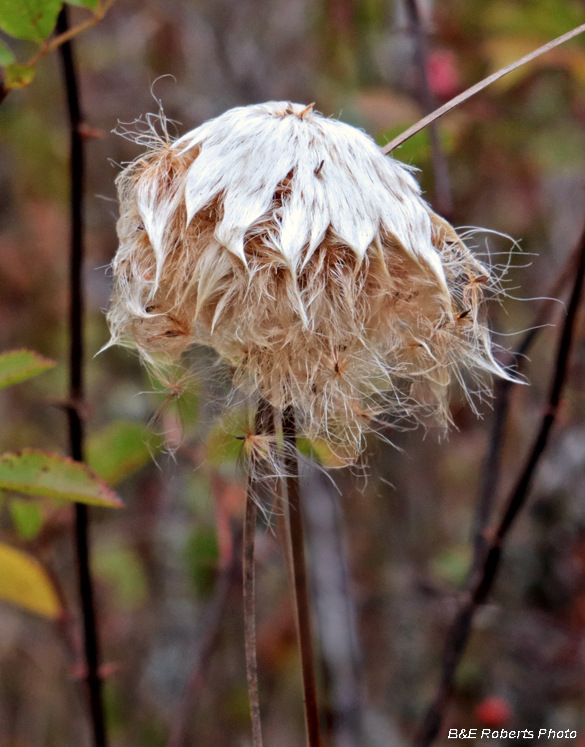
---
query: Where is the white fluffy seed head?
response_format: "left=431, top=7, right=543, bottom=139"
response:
left=107, top=101, right=510, bottom=459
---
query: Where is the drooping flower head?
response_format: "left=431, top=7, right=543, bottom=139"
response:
left=108, top=101, right=508, bottom=456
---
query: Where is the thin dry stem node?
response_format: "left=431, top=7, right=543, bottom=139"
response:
left=106, top=101, right=512, bottom=459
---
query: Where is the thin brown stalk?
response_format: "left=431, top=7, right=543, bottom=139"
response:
left=282, top=406, right=322, bottom=747
left=272, top=457, right=296, bottom=602
left=243, top=495, right=262, bottom=747
left=383, top=22, right=585, bottom=154
left=414, top=221, right=585, bottom=747
left=403, top=0, right=452, bottom=215
left=57, top=8, right=108, bottom=747
left=243, top=397, right=276, bottom=747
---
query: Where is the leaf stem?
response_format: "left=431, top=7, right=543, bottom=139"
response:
left=0, top=0, right=117, bottom=102
left=30, top=0, right=117, bottom=68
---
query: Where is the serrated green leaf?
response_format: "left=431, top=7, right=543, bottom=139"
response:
left=0, top=349, right=55, bottom=390
left=4, top=63, right=35, bottom=89
left=0, top=38, right=15, bottom=65
left=0, top=450, right=123, bottom=508
left=9, top=498, right=43, bottom=540
left=0, top=542, right=61, bottom=618
left=87, top=421, right=161, bottom=485
left=0, top=0, right=62, bottom=41
left=66, top=0, right=97, bottom=8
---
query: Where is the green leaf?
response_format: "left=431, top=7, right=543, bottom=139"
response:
left=0, top=38, right=15, bottom=65
left=0, top=349, right=55, bottom=390
left=66, top=0, right=97, bottom=8
left=87, top=421, right=161, bottom=485
left=4, top=63, right=36, bottom=89
left=9, top=498, right=43, bottom=539
left=0, top=0, right=63, bottom=41
left=0, top=450, right=123, bottom=508
left=0, top=542, right=61, bottom=618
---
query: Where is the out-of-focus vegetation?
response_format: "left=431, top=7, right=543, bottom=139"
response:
left=2, top=1, right=585, bottom=745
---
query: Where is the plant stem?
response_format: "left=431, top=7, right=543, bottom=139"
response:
left=471, top=241, right=580, bottom=574
left=243, top=397, right=275, bottom=747
left=282, top=406, right=322, bottom=747
left=243, top=489, right=263, bottom=747
left=414, top=220, right=585, bottom=747
left=57, top=9, right=108, bottom=747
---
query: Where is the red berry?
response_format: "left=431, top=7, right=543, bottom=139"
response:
left=475, top=697, right=512, bottom=728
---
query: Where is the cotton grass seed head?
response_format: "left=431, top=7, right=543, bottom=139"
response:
left=107, top=101, right=510, bottom=457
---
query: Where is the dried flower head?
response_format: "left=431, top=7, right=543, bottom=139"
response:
left=107, top=101, right=509, bottom=456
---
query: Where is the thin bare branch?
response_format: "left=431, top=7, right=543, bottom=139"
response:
left=383, top=22, right=585, bottom=154
left=414, top=220, right=585, bottom=747
left=57, top=8, right=108, bottom=747
left=471, top=241, right=581, bottom=573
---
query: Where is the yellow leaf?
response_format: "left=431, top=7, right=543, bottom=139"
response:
left=0, top=542, right=61, bottom=619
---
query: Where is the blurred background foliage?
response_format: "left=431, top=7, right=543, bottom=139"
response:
left=2, top=0, right=585, bottom=745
